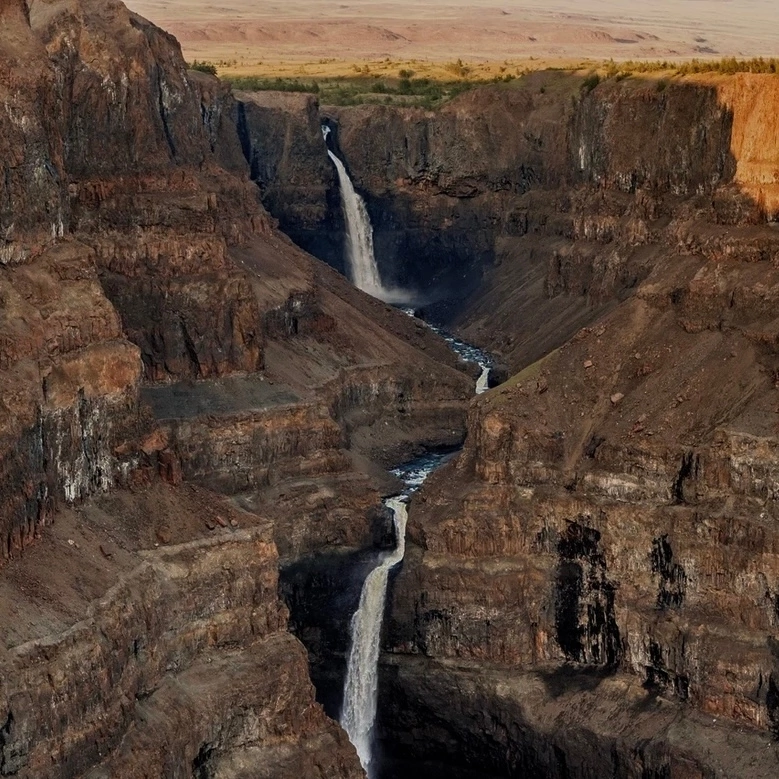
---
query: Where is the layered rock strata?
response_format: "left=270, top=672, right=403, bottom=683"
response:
left=375, top=78, right=779, bottom=777
left=241, top=73, right=779, bottom=353
left=242, top=75, right=779, bottom=774
left=0, top=0, right=473, bottom=775
left=0, top=484, right=362, bottom=778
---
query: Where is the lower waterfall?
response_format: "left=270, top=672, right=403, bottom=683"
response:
left=475, top=364, right=490, bottom=394
left=340, top=497, right=408, bottom=776
left=338, top=315, right=493, bottom=776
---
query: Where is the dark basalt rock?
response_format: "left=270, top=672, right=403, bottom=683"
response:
left=555, top=520, right=622, bottom=667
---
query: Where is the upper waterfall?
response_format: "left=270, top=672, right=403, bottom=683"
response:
left=323, top=125, right=408, bottom=304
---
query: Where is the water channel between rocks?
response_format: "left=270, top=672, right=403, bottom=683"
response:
left=339, top=316, right=493, bottom=778
left=322, top=125, right=494, bottom=775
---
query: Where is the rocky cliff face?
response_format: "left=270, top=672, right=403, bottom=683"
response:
left=0, top=0, right=474, bottom=775
left=0, top=485, right=363, bottom=779
left=243, top=75, right=779, bottom=775
left=374, top=80, right=779, bottom=777
left=240, top=73, right=779, bottom=336
left=236, top=92, right=346, bottom=275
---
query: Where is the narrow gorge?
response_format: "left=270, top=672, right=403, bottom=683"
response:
left=4, top=0, right=779, bottom=777
left=240, top=71, right=779, bottom=778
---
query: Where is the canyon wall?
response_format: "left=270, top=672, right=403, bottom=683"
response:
left=243, top=75, right=779, bottom=775
left=376, top=79, right=779, bottom=776
left=241, top=73, right=779, bottom=349
left=0, top=0, right=474, bottom=775
left=8, top=0, right=779, bottom=773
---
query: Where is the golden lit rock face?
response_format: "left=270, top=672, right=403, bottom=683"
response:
left=718, top=74, right=779, bottom=217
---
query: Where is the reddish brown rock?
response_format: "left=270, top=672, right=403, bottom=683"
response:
left=0, top=484, right=363, bottom=779
left=334, top=73, right=779, bottom=779
left=237, top=74, right=779, bottom=775
left=0, top=1, right=473, bottom=776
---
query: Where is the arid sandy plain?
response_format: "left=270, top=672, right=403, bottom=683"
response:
left=127, top=0, right=779, bottom=75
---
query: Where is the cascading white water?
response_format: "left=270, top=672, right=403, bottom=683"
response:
left=322, top=125, right=386, bottom=299
left=401, top=306, right=492, bottom=394
left=328, top=135, right=496, bottom=776
left=340, top=497, right=408, bottom=777
left=475, top=364, right=490, bottom=394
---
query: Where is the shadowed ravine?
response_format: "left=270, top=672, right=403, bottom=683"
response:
left=318, top=150, right=496, bottom=771
left=250, top=72, right=779, bottom=779
left=326, top=130, right=493, bottom=773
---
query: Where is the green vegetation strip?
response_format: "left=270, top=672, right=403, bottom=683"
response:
left=609, top=56, right=779, bottom=76
left=220, top=73, right=514, bottom=108
left=189, top=56, right=779, bottom=109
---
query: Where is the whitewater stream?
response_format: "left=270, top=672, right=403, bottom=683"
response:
left=325, top=124, right=493, bottom=775
left=323, top=124, right=491, bottom=394
left=339, top=330, right=491, bottom=777
left=339, top=453, right=453, bottom=778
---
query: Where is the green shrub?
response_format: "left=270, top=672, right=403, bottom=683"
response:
left=617, top=56, right=779, bottom=76
left=221, top=72, right=492, bottom=109
left=581, top=73, right=600, bottom=93
left=189, top=60, right=217, bottom=76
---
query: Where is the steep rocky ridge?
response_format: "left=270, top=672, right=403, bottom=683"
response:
left=0, top=0, right=474, bottom=775
left=0, top=0, right=472, bottom=560
left=241, top=75, right=779, bottom=774
left=375, top=82, right=779, bottom=776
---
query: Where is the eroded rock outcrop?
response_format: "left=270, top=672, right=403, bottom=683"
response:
left=0, top=485, right=363, bottom=779
left=372, top=78, right=779, bottom=777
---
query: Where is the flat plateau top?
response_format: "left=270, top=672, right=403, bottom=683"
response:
left=127, top=0, right=779, bottom=66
